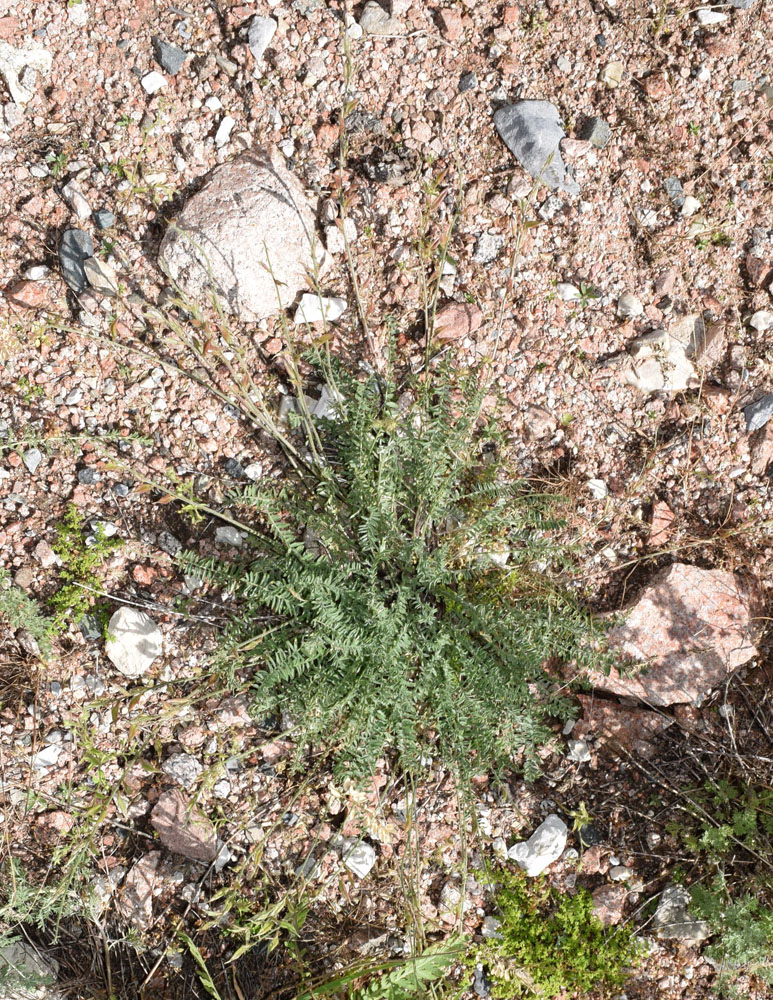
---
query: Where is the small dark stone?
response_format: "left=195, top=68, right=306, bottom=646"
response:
left=458, top=70, right=478, bottom=92
left=152, top=36, right=188, bottom=75
left=578, top=116, right=610, bottom=149
left=224, top=458, right=244, bottom=478
left=113, top=483, right=130, bottom=497
left=78, top=614, right=102, bottom=641
left=77, top=467, right=98, bottom=485
left=473, top=964, right=491, bottom=999
left=58, top=229, right=94, bottom=293
left=595, top=33, right=606, bottom=48
left=663, top=176, right=685, bottom=208
left=93, top=209, right=115, bottom=230
left=577, top=822, right=601, bottom=847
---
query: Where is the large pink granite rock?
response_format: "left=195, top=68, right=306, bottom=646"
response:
left=150, top=789, right=218, bottom=863
left=588, top=563, right=757, bottom=706
left=159, top=148, right=327, bottom=321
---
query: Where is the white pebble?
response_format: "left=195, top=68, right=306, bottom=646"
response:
left=141, top=71, right=167, bottom=95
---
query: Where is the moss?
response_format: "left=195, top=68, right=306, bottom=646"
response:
left=476, top=870, right=641, bottom=999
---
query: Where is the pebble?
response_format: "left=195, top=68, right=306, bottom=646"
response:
left=77, top=467, right=98, bottom=484
left=215, top=525, right=246, bottom=547
left=359, top=1, right=403, bottom=35
left=141, top=71, right=166, bottom=95
left=61, top=181, right=91, bottom=220
left=473, top=964, right=491, bottom=999
left=681, top=195, right=701, bottom=218
left=601, top=60, right=624, bottom=88
left=579, top=116, right=610, bottom=149
left=481, top=915, right=503, bottom=940
left=556, top=282, right=581, bottom=301
left=342, top=840, right=377, bottom=878
left=654, top=885, right=711, bottom=944
left=58, top=228, right=94, bottom=293
left=750, top=310, right=773, bottom=332
left=79, top=615, right=102, bottom=641
left=33, top=743, right=62, bottom=769
left=294, top=293, right=347, bottom=324
left=23, top=264, right=50, bottom=280
left=0, top=39, right=53, bottom=106
left=152, top=37, right=188, bottom=76
left=508, top=814, right=567, bottom=877
left=663, top=176, right=685, bottom=208
left=472, top=233, right=504, bottom=264
left=609, top=865, right=633, bottom=881
left=325, top=218, right=357, bottom=254
left=105, top=607, right=163, bottom=678
left=458, top=70, right=477, bottom=92
left=248, top=15, right=278, bottom=63
left=215, top=115, right=235, bottom=147
left=743, top=393, right=773, bottom=432
left=617, top=291, right=644, bottom=319
left=162, top=753, right=203, bottom=790
left=84, top=257, right=119, bottom=296
left=586, top=478, right=608, bottom=499
left=22, top=448, right=42, bottom=473
left=625, top=329, right=696, bottom=393
left=567, top=738, right=591, bottom=762
left=93, top=208, right=115, bottom=229
left=695, top=8, right=728, bottom=24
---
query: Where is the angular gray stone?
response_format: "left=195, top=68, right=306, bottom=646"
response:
left=0, top=940, right=59, bottom=999
left=744, top=393, right=773, bottom=432
left=359, top=1, right=403, bottom=35
left=459, top=70, right=477, bottom=92
left=58, top=228, right=94, bottom=293
left=105, top=606, right=163, bottom=678
left=654, top=885, right=711, bottom=944
left=494, top=101, right=579, bottom=196
left=93, top=209, right=115, bottom=230
left=729, top=0, right=756, bottom=8
left=161, top=753, right=203, bottom=790
left=472, top=232, right=504, bottom=264
left=152, top=37, right=188, bottom=75
left=663, top=176, right=685, bottom=208
left=507, top=814, right=567, bottom=876
left=151, top=789, right=218, bottom=862
left=159, top=149, right=328, bottom=322
left=579, top=116, right=610, bottom=149
left=248, top=15, right=277, bottom=62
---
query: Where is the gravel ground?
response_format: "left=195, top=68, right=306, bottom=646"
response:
left=1, top=0, right=772, bottom=997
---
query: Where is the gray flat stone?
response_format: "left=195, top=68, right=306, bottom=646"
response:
left=152, top=37, right=188, bottom=75
left=663, top=176, right=685, bottom=208
left=579, top=116, right=610, bottom=149
left=744, top=393, right=773, bottom=432
left=58, top=228, right=94, bottom=293
left=494, top=101, right=579, bottom=195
